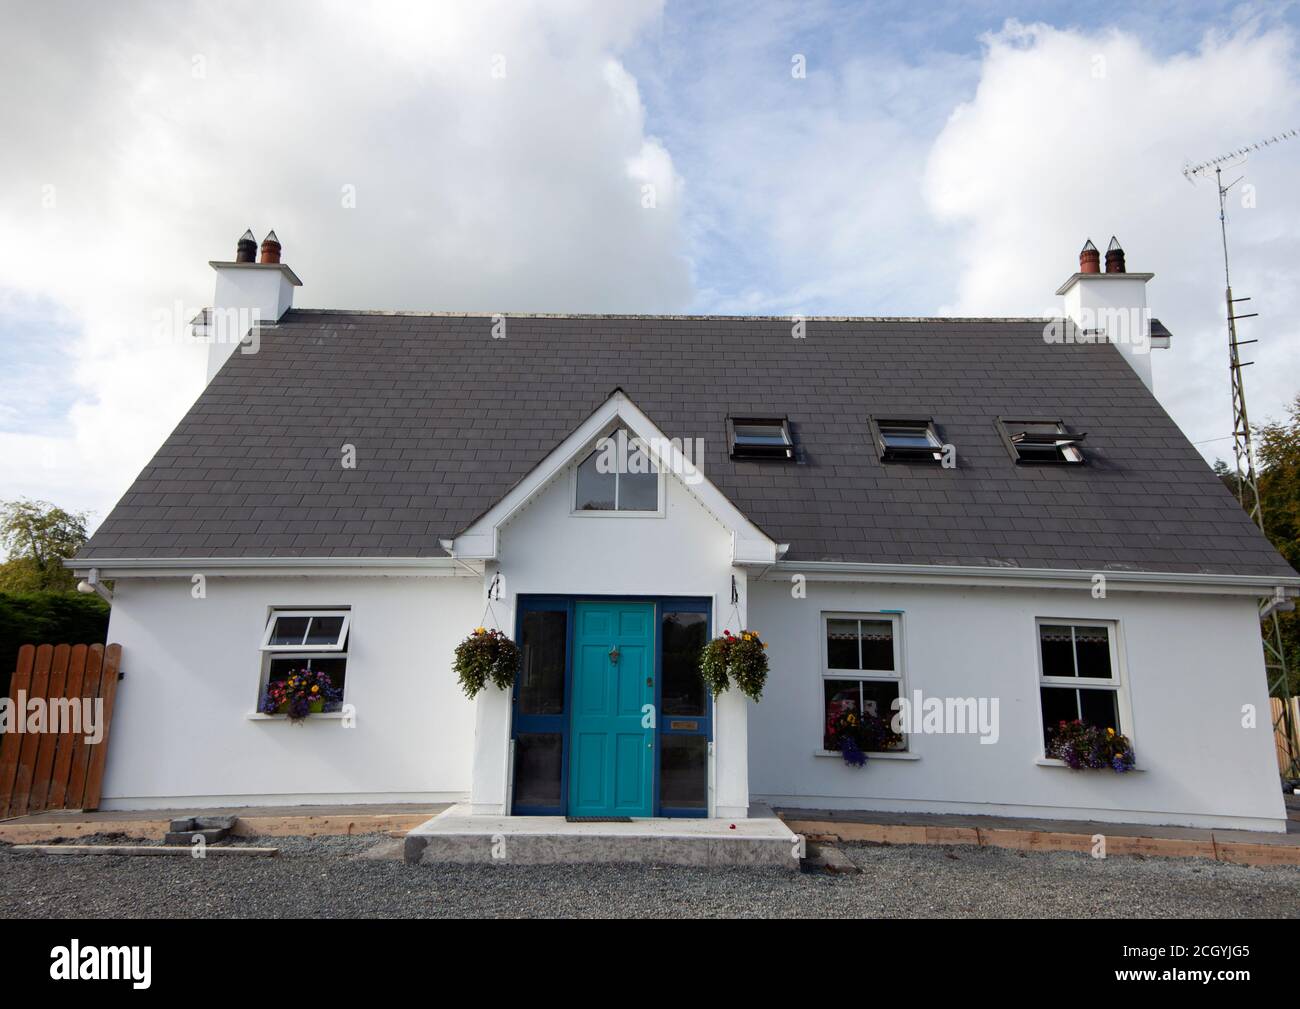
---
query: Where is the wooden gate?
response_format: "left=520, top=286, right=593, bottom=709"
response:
left=1272, top=696, right=1300, bottom=777
left=0, top=643, right=122, bottom=818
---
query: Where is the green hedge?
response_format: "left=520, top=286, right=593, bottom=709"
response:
left=0, top=591, right=111, bottom=696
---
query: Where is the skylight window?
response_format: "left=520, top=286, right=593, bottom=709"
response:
left=871, top=418, right=943, bottom=463
left=999, top=419, right=1086, bottom=464
left=729, top=417, right=793, bottom=460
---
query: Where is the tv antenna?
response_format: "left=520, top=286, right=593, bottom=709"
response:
left=1185, top=129, right=1299, bottom=779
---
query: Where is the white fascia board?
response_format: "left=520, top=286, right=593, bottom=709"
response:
left=452, top=389, right=777, bottom=563
left=65, top=556, right=477, bottom=579
left=764, top=560, right=1300, bottom=596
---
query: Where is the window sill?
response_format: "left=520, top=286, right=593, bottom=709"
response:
left=568, top=509, right=666, bottom=519
left=1034, top=757, right=1144, bottom=772
left=246, top=711, right=347, bottom=721
left=815, top=749, right=919, bottom=761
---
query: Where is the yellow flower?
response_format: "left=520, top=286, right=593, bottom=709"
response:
left=311, top=685, right=320, bottom=694
left=1106, top=727, right=1115, bottom=736
left=474, top=627, right=486, bottom=635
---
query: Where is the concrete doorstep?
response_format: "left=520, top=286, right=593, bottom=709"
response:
left=404, top=803, right=802, bottom=869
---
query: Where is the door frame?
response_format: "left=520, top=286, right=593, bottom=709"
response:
left=511, top=594, right=712, bottom=817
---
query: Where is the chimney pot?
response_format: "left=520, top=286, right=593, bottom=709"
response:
left=1079, top=238, right=1100, bottom=274
left=259, top=230, right=282, bottom=264
left=235, top=229, right=257, bottom=263
left=1104, top=235, right=1126, bottom=273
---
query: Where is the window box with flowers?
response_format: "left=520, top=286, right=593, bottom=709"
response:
left=258, top=667, right=343, bottom=722
left=1046, top=719, right=1136, bottom=772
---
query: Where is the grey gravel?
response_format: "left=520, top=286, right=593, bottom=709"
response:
left=1, top=834, right=1297, bottom=918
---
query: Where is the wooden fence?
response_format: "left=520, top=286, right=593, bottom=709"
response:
left=1272, top=696, right=1300, bottom=777
left=0, top=643, right=122, bottom=819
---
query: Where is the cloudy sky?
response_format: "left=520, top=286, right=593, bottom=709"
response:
left=2, top=0, right=1299, bottom=532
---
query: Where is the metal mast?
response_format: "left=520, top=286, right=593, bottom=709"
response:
left=1185, top=131, right=1298, bottom=779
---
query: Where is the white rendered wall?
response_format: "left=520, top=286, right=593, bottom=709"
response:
left=748, top=579, right=1287, bottom=831
left=470, top=463, right=751, bottom=817
left=98, top=574, right=480, bottom=809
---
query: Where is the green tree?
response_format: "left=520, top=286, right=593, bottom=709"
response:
left=0, top=499, right=90, bottom=592
left=1254, top=398, right=1300, bottom=697
left=1255, top=396, right=1300, bottom=572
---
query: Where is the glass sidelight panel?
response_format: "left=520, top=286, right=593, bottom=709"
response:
left=662, top=610, right=708, bottom=717
left=513, top=733, right=563, bottom=808
left=518, top=609, right=567, bottom=715
left=660, top=735, right=707, bottom=810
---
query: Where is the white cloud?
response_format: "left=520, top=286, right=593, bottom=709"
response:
left=0, top=0, right=688, bottom=524
left=925, top=19, right=1300, bottom=454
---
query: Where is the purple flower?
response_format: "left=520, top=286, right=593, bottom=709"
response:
left=839, top=737, right=867, bottom=768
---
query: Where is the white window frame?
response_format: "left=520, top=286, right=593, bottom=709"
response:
left=820, top=611, right=907, bottom=751
left=255, top=607, right=352, bottom=714
left=569, top=429, right=665, bottom=518
left=260, top=609, right=351, bottom=652
left=1033, top=617, right=1132, bottom=756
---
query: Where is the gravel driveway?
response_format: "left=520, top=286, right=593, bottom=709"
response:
left=2, top=835, right=1297, bottom=918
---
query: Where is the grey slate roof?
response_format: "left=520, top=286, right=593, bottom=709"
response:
left=77, top=310, right=1295, bottom=577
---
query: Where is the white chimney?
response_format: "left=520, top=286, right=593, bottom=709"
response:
left=1056, top=237, right=1169, bottom=391
left=197, top=230, right=302, bottom=382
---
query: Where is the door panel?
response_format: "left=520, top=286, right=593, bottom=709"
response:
left=569, top=601, right=655, bottom=817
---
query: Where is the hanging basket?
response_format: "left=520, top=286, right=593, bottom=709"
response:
left=454, top=627, right=521, bottom=699
left=698, top=629, right=768, bottom=702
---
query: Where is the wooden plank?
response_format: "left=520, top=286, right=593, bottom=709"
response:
left=11, top=845, right=280, bottom=857
left=47, top=645, right=88, bottom=809
left=0, top=818, right=168, bottom=844
left=1214, top=840, right=1300, bottom=867
left=27, top=644, right=70, bottom=813
left=81, top=644, right=122, bottom=810
left=10, top=645, right=53, bottom=818
left=232, top=812, right=436, bottom=837
left=64, top=644, right=104, bottom=810
left=0, top=645, right=36, bottom=818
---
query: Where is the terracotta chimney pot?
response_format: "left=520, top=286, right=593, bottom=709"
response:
left=259, top=230, right=282, bottom=264
left=1079, top=239, right=1100, bottom=274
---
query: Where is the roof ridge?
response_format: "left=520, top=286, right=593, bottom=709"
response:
left=281, top=308, right=1058, bottom=323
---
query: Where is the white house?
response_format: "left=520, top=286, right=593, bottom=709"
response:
left=71, top=232, right=1299, bottom=832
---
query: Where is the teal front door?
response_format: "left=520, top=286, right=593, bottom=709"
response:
left=569, top=601, right=655, bottom=817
